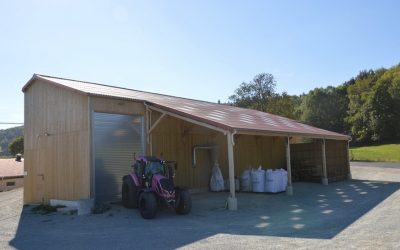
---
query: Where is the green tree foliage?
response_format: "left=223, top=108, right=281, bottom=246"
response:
left=229, top=73, right=276, bottom=112
left=229, top=73, right=300, bottom=119
left=0, top=126, right=24, bottom=156
left=8, top=136, right=24, bottom=156
left=299, top=86, right=349, bottom=133
left=346, top=65, right=400, bottom=142
left=267, top=92, right=301, bottom=120
left=228, top=63, right=400, bottom=143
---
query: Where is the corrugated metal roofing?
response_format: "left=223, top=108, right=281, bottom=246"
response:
left=0, top=159, right=24, bottom=178
left=23, top=74, right=349, bottom=140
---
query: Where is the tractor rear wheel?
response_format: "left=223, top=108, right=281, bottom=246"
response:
left=175, top=189, right=192, bottom=215
left=122, top=177, right=139, bottom=209
left=139, top=192, right=157, bottom=219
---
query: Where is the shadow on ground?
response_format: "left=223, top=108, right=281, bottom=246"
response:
left=9, top=179, right=400, bottom=249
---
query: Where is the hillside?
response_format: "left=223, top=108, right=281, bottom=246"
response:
left=0, top=126, right=24, bottom=156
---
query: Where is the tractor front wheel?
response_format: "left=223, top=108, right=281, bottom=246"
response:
left=139, top=192, right=157, bottom=219
left=122, top=177, right=139, bottom=209
left=175, top=189, right=192, bottom=215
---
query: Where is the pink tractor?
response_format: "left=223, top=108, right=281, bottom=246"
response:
left=122, top=156, right=192, bottom=219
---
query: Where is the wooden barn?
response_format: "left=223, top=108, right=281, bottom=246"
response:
left=22, top=74, right=351, bottom=210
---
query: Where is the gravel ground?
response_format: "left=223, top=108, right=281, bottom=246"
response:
left=1, top=162, right=399, bottom=250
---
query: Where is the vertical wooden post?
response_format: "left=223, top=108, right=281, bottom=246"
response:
left=150, top=134, right=153, bottom=156
left=88, top=96, right=95, bottom=199
left=322, top=139, right=328, bottom=185
left=286, top=137, right=293, bottom=195
left=147, top=108, right=153, bottom=156
left=227, top=131, right=237, bottom=210
left=346, top=140, right=352, bottom=180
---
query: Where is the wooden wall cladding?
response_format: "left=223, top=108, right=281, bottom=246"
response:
left=24, top=80, right=90, bottom=203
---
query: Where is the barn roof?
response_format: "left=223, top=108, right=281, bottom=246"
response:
left=0, top=159, right=24, bottom=178
left=23, top=74, right=349, bottom=140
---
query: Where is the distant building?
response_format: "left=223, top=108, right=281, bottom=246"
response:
left=0, top=159, right=24, bottom=192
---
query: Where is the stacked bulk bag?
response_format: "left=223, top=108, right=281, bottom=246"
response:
left=241, top=169, right=252, bottom=192
left=240, top=166, right=289, bottom=193
left=251, top=166, right=265, bottom=192
left=265, top=168, right=288, bottom=193
left=210, top=163, right=225, bottom=192
left=265, top=169, right=274, bottom=193
left=265, top=169, right=280, bottom=193
left=279, top=168, right=288, bottom=192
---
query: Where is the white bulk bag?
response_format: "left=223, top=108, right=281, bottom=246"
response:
left=241, top=169, right=252, bottom=192
left=210, top=163, right=225, bottom=192
left=251, top=167, right=265, bottom=192
left=265, top=169, right=274, bottom=192
left=265, top=169, right=280, bottom=193
left=279, top=168, right=288, bottom=192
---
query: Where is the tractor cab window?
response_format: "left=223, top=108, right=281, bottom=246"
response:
left=145, top=161, right=165, bottom=176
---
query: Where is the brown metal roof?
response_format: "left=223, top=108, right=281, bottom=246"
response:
left=23, top=74, right=350, bottom=140
left=0, top=159, right=24, bottom=178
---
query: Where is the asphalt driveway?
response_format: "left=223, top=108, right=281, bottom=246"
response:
left=1, top=162, right=400, bottom=249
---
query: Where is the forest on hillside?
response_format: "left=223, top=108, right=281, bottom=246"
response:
left=229, top=63, right=400, bottom=144
left=0, top=126, right=23, bottom=156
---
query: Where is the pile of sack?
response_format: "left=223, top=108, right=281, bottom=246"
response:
left=210, top=163, right=288, bottom=193
left=241, top=166, right=288, bottom=193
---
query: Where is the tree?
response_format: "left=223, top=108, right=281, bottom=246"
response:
left=229, top=73, right=301, bottom=119
left=267, top=92, right=301, bottom=120
left=0, top=126, right=24, bottom=156
left=346, top=73, right=375, bottom=142
left=299, top=86, right=348, bottom=133
left=368, top=68, right=400, bottom=141
left=229, top=73, right=276, bottom=112
left=346, top=65, right=400, bottom=142
left=9, top=136, right=24, bottom=156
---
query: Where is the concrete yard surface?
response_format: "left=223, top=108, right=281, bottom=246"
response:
left=1, top=162, right=400, bottom=249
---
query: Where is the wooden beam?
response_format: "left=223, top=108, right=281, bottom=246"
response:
left=286, top=137, right=293, bottom=195
left=147, top=109, right=166, bottom=156
left=144, top=104, right=153, bottom=155
left=322, top=139, right=328, bottom=185
left=149, top=113, right=166, bottom=134
left=227, top=131, right=237, bottom=210
left=346, top=140, right=352, bottom=180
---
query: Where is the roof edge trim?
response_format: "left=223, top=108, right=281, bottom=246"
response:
left=22, top=74, right=89, bottom=96
left=236, top=129, right=350, bottom=141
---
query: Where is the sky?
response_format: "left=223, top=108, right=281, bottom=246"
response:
left=1, top=0, right=400, bottom=129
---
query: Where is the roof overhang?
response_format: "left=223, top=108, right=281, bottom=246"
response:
left=236, top=128, right=351, bottom=141
left=146, top=103, right=350, bottom=141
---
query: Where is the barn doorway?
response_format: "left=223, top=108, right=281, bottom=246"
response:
left=93, top=112, right=145, bottom=202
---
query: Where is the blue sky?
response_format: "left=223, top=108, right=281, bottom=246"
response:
left=1, top=0, right=400, bottom=129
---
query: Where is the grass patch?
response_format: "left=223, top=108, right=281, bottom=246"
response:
left=350, top=144, right=400, bottom=162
